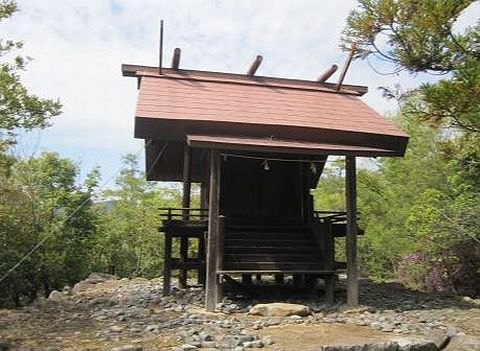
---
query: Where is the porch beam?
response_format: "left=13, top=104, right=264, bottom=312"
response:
left=346, top=156, right=359, bottom=306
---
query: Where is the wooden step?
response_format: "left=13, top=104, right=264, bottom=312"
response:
left=218, top=269, right=338, bottom=274
left=225, top=238, right=315, bottom=246
left=225, top=253, right=323, bottom=262
left=226, top=232, right=312, bottom=239
left=225, top=246, right=319, bottom=254
left=224, top=262, right=329, bottom=270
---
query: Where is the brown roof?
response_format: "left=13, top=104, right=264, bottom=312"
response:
left=123, top=64, right=408, bottom=156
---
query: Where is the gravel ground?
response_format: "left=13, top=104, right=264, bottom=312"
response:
left=0, top=274, right=478, bottom=351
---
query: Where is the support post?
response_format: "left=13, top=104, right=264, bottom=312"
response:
left=275, top=274, right=284, bottom=285
left=323, top=220, right=335, bottom=304
left=163, top=232, right=172, bottom=296
left=180, top=145, right=192, bottom=288
left=346, top=156, right=359, bottom=306
left=198, top=157, right=210, bottom=285
left=325, top=275, right=335, bottom=304
left=216, top=215, right=225, bottom=301
left=205, top=149, right=221, bottom=311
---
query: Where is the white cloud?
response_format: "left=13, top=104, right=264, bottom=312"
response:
left=4, top=0, right=475, bottom=180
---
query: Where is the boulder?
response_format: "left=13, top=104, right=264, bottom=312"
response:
left=0, top=340, right=12, bottom=351
left=444, top=335, right=480, bottom=351
left=72, top=272, right=118, bottom=294
left=249, top=303, right=311, bottom=317
left=48, top=290, right=63, bottom=301
left=72, top=282, right=93, bottom=295
left=110, top=345, right=143, bottom=351
left=84, top=272, right=117, bottom=284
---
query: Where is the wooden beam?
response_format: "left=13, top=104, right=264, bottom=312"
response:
left=180, top=144, right=192, bottom=288
left=216, top=215, right=225, bottom=301
left=317, top=64, right=338, bottom=83
left=171, top=47, right=181, bottom=70
left=336, top=44, right=356, bottom=91
left=325, top=274, right=335, bottom=304
left=182, top=144, right=192, bottom=216
left=247, top=55, right=263, bottom=76
left=205, top=149, right=221, bottom=311
left=162, top=232, right=172, bottom=296
left=346, top=156, right=359, bottom=306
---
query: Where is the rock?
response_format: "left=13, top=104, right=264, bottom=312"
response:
left=85, top=272, right=117, bottom=284
left=180, top=344, right=198, bottom=350
left=62, top=285, right=73, bottom=295
left=0, top=341, right=11, bottom=351
left=48, top=290, right=63, bottom=301
left=72, top=282, right=93, bottom=294
left=109, top=325, right=124, bottom=333
left=237, top=334, right=255, bottom=345
left=110, top=345, right=143, bottom=351
left=444, top=335, right=480, bottom=351
left=249, top=303, right=311, bottom=317
left=262, top=336, right=274, bottom=346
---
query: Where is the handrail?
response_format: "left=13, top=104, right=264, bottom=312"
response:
left=160, top=207, right=209, bottom=221
left=313, top=210, right=361, bottom=223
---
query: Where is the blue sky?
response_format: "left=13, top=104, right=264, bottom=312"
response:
left=4, top=0, right=479, bottom=184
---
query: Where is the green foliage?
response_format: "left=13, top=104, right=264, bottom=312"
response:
left=0, top=0, right=61, bottom=149
left=0, top=152, right=99, bottom=305
left=343, top=0, right=480, bottom=132
left=95, top=154, right=180, bottom=278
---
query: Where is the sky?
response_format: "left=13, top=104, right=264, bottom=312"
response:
left=4, top=0, right=480, bottom=184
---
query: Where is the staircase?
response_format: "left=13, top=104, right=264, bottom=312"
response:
left=220, top=224, right=333, bottom=274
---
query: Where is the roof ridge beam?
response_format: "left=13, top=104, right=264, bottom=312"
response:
left=171, top=48, right=181, bottom=70
left=317, top=64, right=338, bottom=83
left=247, top=55, right=263, bottom=76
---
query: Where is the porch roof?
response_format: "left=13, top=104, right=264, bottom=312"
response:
left=186, top=134, right=397, bottom=157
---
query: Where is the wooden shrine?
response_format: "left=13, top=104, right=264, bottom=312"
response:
left=122, top=48, right=408, bottom=311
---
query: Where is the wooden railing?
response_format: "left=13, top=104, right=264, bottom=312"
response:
left=313, top=210, right=360, bottom=223
left=159, top=207, right=209, bottom=221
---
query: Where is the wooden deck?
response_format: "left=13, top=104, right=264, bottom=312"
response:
left=159, top=207, right=361, bottom=302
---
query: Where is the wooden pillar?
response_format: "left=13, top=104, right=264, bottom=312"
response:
left=198, top=160, right=210, bottom=285
left=180, top=145, right=192, bottom=288
left=216, top=215, right=225, bottom=301
left=205, top=149, right=221, bottom=311
left=325, top=274, right=335, bottom=304
left=323, top=220, right=335, bottom=304
left=197, top=236, right=206, bottom=285
left=275, top=274, right=284, bottom=285
left=242, top=274, right=252, bottom=285
left=182, top=145, right=192, bottom=211
left=163, top=232, right=172, bottom=295
left=346, top=156, right=359, bottom=306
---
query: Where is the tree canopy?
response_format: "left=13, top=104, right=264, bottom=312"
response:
left=342, top=0, right=480, bottom=133
left=0, top=0, right=61, bottom=150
